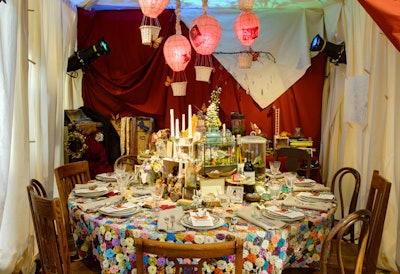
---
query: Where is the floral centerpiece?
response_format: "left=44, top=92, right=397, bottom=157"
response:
left=151, top=129, right=170, bottom=157
left=206, top=86, right=222, bottom=130
left=139, top=156, right=165, bottom=185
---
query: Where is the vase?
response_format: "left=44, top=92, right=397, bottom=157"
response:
left=206, top=128, right=221, bottom=143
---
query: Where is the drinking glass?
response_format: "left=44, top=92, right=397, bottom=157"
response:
left=269, top=181, right=281, bottom=203
left=153, top=184, right=165, bottom=211
left=284, top=172, right=297, bottom=194
left=116, top=171, right=129, bottom=193
left=218, top=193, right=230, bottom=213
left=269, top=161, right=281, bottom=175
left=114, top=163, right=126, bottom=177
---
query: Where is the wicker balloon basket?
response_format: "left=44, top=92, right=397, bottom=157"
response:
left=171, top=81, right=187, bottom=96
left=238, top=53, right=253, bottom=69
left=139, top=25, right=161, bottom=45
left=195, top=66, right=213, bottom=82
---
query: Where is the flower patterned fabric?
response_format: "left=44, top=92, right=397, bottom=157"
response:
left=69, top=194, right=335, bottom=274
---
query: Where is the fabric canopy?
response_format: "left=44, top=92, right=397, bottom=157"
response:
left=77, top=8, right=326, bottom=151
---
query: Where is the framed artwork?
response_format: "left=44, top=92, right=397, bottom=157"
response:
left=227, top=186, right=244, bottom=203
left=199, top=178, right=225, bottom=196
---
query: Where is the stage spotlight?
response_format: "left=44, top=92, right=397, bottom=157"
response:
left=310, top=34, right=346, bottom=64
left=67, top=38, right=110, bottom=72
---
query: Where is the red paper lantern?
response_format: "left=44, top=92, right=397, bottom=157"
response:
left=189, top=15, right=221, bottom=55
left=138, top=0, right=169, bottom=18
left=163, top=34, right=192, bottom=72
left=234, top=11, right=260, bottom=47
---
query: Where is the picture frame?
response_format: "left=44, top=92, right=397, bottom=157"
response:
left=199, top=178, right=225, bottom=196
left=226, top=186, right=244, bottom=204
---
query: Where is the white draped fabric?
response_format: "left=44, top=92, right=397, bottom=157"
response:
left=0, top=0, right=77, bottom=272
left=320, top=0, right=400, bottom=271
left=0, top=0, right=399, bottom=272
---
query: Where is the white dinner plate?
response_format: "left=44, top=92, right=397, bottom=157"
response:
left=180, top=214, right=225, bottom=230
left=96, top=172, right=117, bottom=182
left=262, top=206, right=305, bottom=222
left=74, top=187, right=110, bottom=198
left=99, top=204, right=141, bottom=217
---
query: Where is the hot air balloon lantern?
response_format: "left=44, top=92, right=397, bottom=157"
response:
left=138, top=0, right=169, bottom=45
left=163, top=0, right=192, bottom=96
left=189, top=0, right=222, bottom=82
left=234, top=11, right=260, bottom=68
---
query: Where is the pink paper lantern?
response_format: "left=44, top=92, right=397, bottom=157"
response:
left=138, top=0, right=169, bottom=18
left=163, top=34, right=192, bottom=72
left=189, top=14, right=221, bottom=55
left=234, top=11, right=260, bottom=47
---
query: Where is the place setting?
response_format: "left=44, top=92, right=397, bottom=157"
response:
left=180, top=208, right=226, bottom=230
left=73, top=185, right=110, bottom=198
left=261, top=205, right=305, bottom=222
left=98, top=200, right=142, bottom=217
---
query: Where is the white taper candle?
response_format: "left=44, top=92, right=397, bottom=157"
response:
left=170, top=109, right=175, bottom=138
left=188, top=104, right=192, bottom=138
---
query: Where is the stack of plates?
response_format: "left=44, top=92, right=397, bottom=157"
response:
left=262, top=205, right=305, bottom=222
left=296, top=192, right=335, bottom=203
left=99, top=202, right=141, bottom=217
left=96, top=172, right=117, bottom=182
left=180, top=213, right=225, bottom=230
left=74, top=186, right=110, bottom=198
left=293, top=179, right=316, bottom=187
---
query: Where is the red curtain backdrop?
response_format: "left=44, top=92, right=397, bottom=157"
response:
left=358, top=0, right=400, bottom=52
left=77, top=8, right=326, bottom=152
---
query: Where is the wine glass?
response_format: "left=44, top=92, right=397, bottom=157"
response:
left=269, top=181, right=281, bottom=204
left=284, top=172, right=297, bottom=194
left=114, top=163, right=126, bottom=177
left=153, top=184, right=165, bottom=212
left=218, top=193, right=230, bottom=214
left=269, top=161, right=281, bottom=175
left=116, top=171, right=129, bottom=193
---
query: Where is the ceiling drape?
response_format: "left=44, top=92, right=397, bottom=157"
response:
left=78, top=8, right=326, bottom=151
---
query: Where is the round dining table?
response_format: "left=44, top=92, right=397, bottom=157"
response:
left=68, top=182, right=336, bottom=274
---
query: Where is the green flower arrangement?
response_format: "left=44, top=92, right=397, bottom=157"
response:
left=206, top=86, right=222, bottom=129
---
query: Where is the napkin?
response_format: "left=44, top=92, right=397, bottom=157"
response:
left=190, top=210, right=214, bottom=227
left=281, top=195, right=333, bottom=212
left=297, top=192, right=335, bottom=201
left=74, top=181, right=109, bottom=189
left=236, top=207, right=286, bottom=230
left=293, top=183, right=330, bottom=192
left=264, top=205, right=305, bottom=219
left=77, top=196, right=123, bottom=212
left=100, top=202, right=138, bottom=214
left=157, top=207, right=186, bottom=232
left=74, top=186, right=108, bottom=194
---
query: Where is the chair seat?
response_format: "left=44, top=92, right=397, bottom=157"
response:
left=70, top=257, right=102, bottom=274
left=325, top=240, right=359, bottom=273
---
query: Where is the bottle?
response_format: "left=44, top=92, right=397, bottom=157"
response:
left=235, top=134, right=242, bottom=164
left=243, top=151, right=255, bottom=193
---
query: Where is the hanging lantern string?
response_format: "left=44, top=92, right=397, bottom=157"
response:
left=175, top=0, right=182, bottom=35
left=214, top=51, right=276, bottom=63
left=202, top=0, right=208, bottom=15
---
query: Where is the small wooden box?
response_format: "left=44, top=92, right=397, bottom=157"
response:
left=274, top=135, right=289, bottom=150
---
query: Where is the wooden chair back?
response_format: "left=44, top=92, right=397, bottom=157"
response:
left=363, top=170, right=391, bottom=274
left=114, top=154, right=139, bottom=172
left=322, top=209, right=371, bottom=274
left=27, top=184, right=71, bottom=274
left=30, top=178, right=48, bottom=198
left=54, top=160, right=91, bottom=254
left=274, top=147, right=311, bottom=178
left=330, top=167, right=361, bottom=242
left=135, top=238, right=244, bottom=274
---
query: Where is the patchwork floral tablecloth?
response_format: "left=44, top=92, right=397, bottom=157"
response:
left=68, top=195, right=335, bottom=274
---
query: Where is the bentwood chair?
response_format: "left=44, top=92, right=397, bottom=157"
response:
left=113, top=154, right=140, bottom=172
left=326, top=170, right=391, bottom=274
left=27, top=183, right=101, bottom=274
left=135, top=238, right=244, bottom=273
left=274, top=147, right=312, bottom=178
left=54, top=160, right=91, bottom=255
left=330, top=167, right=361, bottom=243
left=320, top=209, right=371, bottom=274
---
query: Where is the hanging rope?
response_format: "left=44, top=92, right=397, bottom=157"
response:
left=202, top=0, right=208, bottom=15
left=175, top=0, right=181, bottom=35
